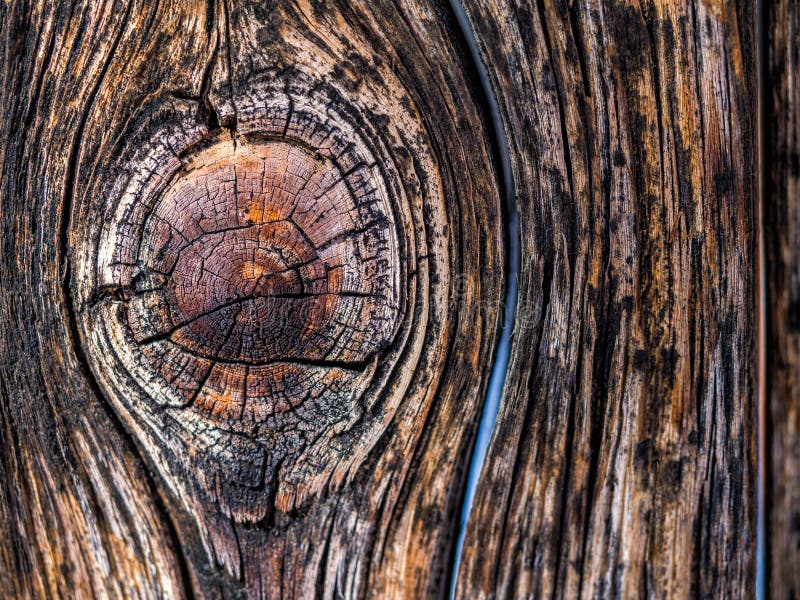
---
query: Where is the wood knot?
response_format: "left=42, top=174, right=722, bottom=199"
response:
left=79, top=71, right=446, bottom=522
left=114, top=137, right=399, bottom=422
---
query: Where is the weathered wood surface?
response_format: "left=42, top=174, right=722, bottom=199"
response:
left=765, top=0, right=800, bottom=597
left=0, top=1, right=504, bottom=597
left=456, top=0, right=758, bottom=597
left=0, top=0, right=766, bottom=598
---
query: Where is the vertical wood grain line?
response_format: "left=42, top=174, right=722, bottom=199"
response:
left=446, top=0, right=520, bottom=595
left=756, top=0, right=767, bottom=596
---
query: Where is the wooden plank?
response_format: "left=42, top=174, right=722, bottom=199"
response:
left=456, top=0, right=758, bottom=597
left=0, top=1, right=504, bottom=596
left=765, top=0, right=800, bottom=596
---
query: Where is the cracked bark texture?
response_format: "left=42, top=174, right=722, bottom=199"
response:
left=456, top=0, right=757, bottom=598
left=0, top=0, right=504, bottom=597
left=765, top=0, right=800, bottom=597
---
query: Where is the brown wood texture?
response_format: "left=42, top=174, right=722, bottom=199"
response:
left=0, top=1, right=504, bottom=597
left=0, top=0, right=765, bottom=598
left=765, top=0, right=800, bottom=597
left=456, top=0, right=758, bottom=598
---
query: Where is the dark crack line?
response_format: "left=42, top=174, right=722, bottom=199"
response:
left=446, top=0, right=519, bottom=596
left=169, top=347, right=371, bottom=373
left=137, top=207, right=387, bottom=282
left=756, top=0, right=767, bottom=595
left=136, top=290, right=385, bottom=344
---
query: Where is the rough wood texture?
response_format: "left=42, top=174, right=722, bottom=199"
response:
left=765, top=0, right=800, bottom=597
left=0, top=1, right=504, bottom=597
left=456, top=0, right=757, bottom=597
left=1, top=0, right=766, bottom=597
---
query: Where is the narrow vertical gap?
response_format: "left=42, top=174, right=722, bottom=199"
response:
left=756, top=0, right=768, bottom=596
left=445, top=0, right=519, bottom=597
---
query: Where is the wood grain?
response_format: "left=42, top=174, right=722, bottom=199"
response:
left=0, top=1, right=503, bottom=597
left=457, top=0, right=758, bottom=597
left=765, top=0, right=800, bottom=596
left=0, top=2, right=191, bottom=597
left=1, top=0, right=768, bottom=596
